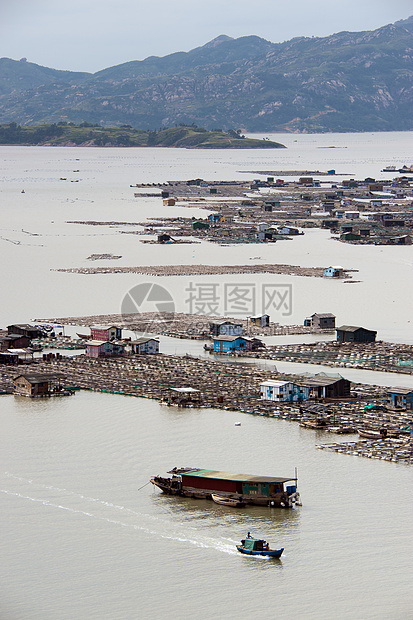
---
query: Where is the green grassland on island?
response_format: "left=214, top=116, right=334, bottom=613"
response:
left=0, top=122, right=285, bottom=149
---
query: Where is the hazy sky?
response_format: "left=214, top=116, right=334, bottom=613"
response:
left=1, top=0, right=412, bottom=73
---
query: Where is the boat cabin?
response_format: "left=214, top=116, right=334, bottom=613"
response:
left=241, top=537, right=269, bottom=552
left=174, top=468, right=297, bottom=505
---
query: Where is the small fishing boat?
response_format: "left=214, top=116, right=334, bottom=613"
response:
left=358, top=427, right=400, bottom=440
left=300, top=417, right=327, bottom=429
left=237, top=534, right=284, bottom=558
left=211, top=494, right=245, bottom=508
left=358, top=428, right=387, bottom=440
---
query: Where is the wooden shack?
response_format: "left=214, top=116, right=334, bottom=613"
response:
left=13, top=373, right=66, bottom=397
left=295, top=375, right=351, bottom=400
left=0, top=334, right=31, bottom=351
left=249, top=314, right=270, bottom=327
left=127, top=338, right=159, bottom=354
left=7, top=324, right=45, bottom=339
left=324, top=266, right=344, bottom=278
left=387, top=387, right=413, bottom=410
left=168, top=387, right=201, bottom=407
left=336, top=325, right=377, bottom=343
left=304, top=313, right=336, bottom=329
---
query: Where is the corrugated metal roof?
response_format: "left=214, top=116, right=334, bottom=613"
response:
left=312, top=313, right=335, bottom=318
left=260, top=380, right=290, bottom=388
left=295, top=376, right=344, bottom=387
left=180, top=469, right=294, bottom=484
left=388, top=386, right=413, bottom=395
left=213, top=336, right=246, bottom=342
left=91, top=325, right=119, bottom=330
left=13, top=373, right=65, bottom=383
left=336, top=325, right=376, bottom=333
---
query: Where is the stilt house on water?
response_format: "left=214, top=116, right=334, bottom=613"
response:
left=7, top=324, right=45, bottom=339
left=304, top=313, right=336, bottom=329
left=213, top=336, right=247, bottom=353
left=260, top=373, right=350, bottom=402
left=127, top=338, right=159, bottom=354
left=13, top=373, right=69, bottom=397
left=248, top=314, right=270, bottom=327
left=387, top=387, right=413, bottom=410
left=336, top=325, right=377, bottom=343
left=90, top=325, right=122, bottom=340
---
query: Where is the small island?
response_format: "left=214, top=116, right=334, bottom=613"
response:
left=0, top=122, right=285, bottom=149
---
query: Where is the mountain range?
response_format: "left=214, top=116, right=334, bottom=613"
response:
left=0, top=15, right=412, bottom=133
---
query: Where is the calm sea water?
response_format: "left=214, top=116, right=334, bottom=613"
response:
left=1, top=133, right=413, bottom=619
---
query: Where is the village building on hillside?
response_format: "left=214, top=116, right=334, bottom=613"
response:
left=209, top=321, right=243, bottom=336
left=336, top=325, right=377, bottom=343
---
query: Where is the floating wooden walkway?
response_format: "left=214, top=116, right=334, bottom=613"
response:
left=0, top=352, right=411, bottom=463
left=52, top=263, right=329, bottom=277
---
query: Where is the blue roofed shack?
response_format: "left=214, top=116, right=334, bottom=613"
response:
left=213, top=336, right=247, bottom=353
left=324, top=266, right=344, bottom=278
left=387, top=387, right=413, bottom=410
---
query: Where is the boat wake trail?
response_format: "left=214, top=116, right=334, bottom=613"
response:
left=1, top=473, right=237, bottom=555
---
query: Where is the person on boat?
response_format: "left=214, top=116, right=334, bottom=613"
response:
left=246, top=532, right=251, bottom=538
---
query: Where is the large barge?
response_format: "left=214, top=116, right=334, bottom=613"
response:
left=150, top=467, right=301, bottom=507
